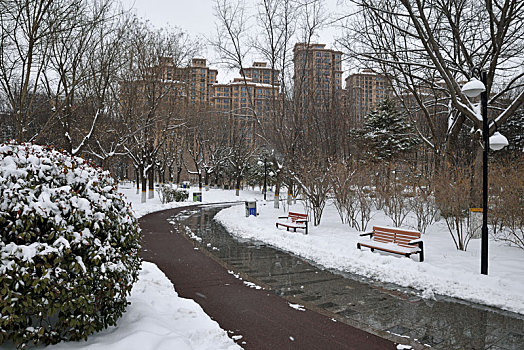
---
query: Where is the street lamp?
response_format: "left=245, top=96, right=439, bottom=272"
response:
left=462, top=70, right=508, bottom=275
left=263, top=158, right=267, bottom=201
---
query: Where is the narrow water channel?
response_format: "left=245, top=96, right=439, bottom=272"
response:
left=172, top=205, right=524, bottom=350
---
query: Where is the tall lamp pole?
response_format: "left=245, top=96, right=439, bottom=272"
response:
left=462, top=69, right=508, bottom=275
left=480, top=70, right=489, bottom=275
left=263, top=158, right=267, bottom=201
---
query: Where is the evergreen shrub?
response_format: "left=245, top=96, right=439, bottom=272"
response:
left=0, top=142, right=141, bottom=349
left=158, top=184, right=188, bottom=203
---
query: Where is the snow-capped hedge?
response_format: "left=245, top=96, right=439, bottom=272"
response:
left=0, top=143, right=141, bottom=349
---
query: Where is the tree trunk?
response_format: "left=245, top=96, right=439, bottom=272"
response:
left=274, top=180, right=280, bottom=209
left=287, top=181, right=293, bottom=205
left=471, top=144, right=483, bottom=208
left=148, top=167, right=154, bottom=199
left=135, top=167, right=140, bottom=195
left=176, top=166, right=182, bottom=186
left=236, top=177, right=241, bottom=196
left=204, top=171, right=210, bottom=191
left=141, top=165, right=147, bottom=203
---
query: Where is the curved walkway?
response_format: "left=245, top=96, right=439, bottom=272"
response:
left=139, top=206, right=396, bottom=350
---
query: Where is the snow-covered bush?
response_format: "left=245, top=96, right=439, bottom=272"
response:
left=0, top=143, right=141, bottom=349
left=157, top=185, right=188, bottom=203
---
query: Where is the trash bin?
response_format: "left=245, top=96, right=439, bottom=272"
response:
left=245, top=201, right=257, bottom=217
left=193, top=191, right=202, bottom=202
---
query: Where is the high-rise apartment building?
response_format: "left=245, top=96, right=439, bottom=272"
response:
left=212, top=76, right=279, bottom=145
left=344, top=69, right=392, bottom=127
left=240, top=62, right=279, bottom=86
left=212, top=77, right=278, bottom=115
left=169, top=58, right=218, bottom=104
left=212, top=62, right=280, bottom=146
left=293, top=43, right=343, bottom=111
left=153, top=57, right=218, bottom=105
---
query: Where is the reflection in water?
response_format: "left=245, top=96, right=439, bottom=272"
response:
left=173, top=206, right=524, bottom=350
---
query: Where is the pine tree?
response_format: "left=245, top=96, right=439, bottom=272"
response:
left=498, top=109, right=524, bottom=156
left=359, top=99, right=419, bottom=162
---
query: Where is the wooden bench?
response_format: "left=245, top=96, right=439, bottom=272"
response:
left=276, top=212, right=308, bottom=235
left=357, top=226, right=424, bottom=262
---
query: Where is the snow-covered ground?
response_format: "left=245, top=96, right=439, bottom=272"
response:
left=6, top=183, right=522, bottom=349
left=215, top=198, right=524, bottom=315
left=43, top=261, right=240, bottom=350
left=1, top=184, right=251, bottom=350
left=119, top=182, right=260, bottom=218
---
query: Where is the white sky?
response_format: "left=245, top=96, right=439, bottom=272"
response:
left=121, top=0, right=348, bottom=83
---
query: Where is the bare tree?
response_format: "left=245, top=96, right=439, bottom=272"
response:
left=434, top=165, right=475, bottom=251
left=39, top=0, right=127, bottom=156
left=119, top=21, right=197, bottom=202
left=339, top=0, right=524, bottom=204
left=0, top=0, right=82, bottom=141
left=292, top=151, right=332, bottom=226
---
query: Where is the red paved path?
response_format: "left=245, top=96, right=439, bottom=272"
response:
left=139, top=206, right=396, bottom=349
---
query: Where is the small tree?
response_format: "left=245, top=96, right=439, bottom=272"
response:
left=293, top=154, right=331, bottom=226
left=490, top=158, right=524, bottom=249
left=329, top=159, right=354, bottom=224
left=409, top=175, right=438, bottom=234
left=381, top=170, right=412, bottom=227
left=435, top=165, right=474, bottom=251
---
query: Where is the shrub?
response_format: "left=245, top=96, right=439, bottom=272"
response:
left=434, top=165, right=473, bottom=251
left=0, top=143, right=141, bottom=349
left=157, top=184, right=188, bottom=203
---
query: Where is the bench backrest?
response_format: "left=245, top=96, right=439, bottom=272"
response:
left=372, top=226, right=421, bottom=248
left=289, top=212, right=308, bottom=222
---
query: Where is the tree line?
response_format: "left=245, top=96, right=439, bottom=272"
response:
left=1, top=0, right=523, bottom=250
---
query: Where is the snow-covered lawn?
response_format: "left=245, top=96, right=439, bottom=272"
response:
left=215, top=199, right=524, bottom=315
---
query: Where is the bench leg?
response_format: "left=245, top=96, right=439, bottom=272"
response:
left=370, top=248, right=374, bottom=252
left=357, top=243, right=361, bottom=250
left=419, top=242, right=424, bottom=262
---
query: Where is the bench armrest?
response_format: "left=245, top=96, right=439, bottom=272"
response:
left=360, top=232, right=373, bottom=237
left=408, top=238, right=423, bottom=245
left=278, top=216, right=289, bottom=219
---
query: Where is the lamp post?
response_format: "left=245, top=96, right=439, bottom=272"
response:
left=480, top=70, right=489, bottom=276
left=263, top=157, right=267, bottom=201
left=462, top=70, right=508, bottom=275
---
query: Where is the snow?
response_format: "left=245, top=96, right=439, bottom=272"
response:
left=214, top=199, right=524, bottom=315
left=397, top=345, right=413, bottom=350
left=18, top=262, right=241, bottom=350
left=288, top=303, right=306, bottom=312
left=118, top=182, right=260, bottom=218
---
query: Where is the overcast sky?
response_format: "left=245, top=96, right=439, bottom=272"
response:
left=121, top=0, right=346, bottom=83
